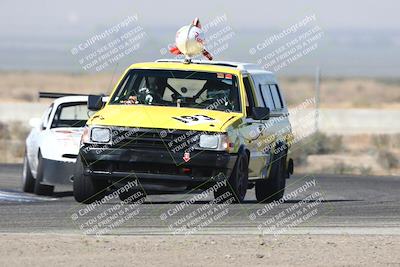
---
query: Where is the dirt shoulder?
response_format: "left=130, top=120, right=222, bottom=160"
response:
left=0, top=233, right=399, bottom=266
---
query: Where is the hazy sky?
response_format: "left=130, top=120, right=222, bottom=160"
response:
left=1, top=0, right=399, bottom=36
left=1, top=0, right=399, bottom=76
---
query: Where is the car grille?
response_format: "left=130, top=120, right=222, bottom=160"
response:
left=110, top=127, right=201, bottom=152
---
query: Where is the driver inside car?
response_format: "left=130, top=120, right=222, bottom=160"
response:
left=200, top=79, right=239, bottom=111
left=121, top=77, right=165, bottom=105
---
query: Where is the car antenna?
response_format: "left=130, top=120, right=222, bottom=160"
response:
left=107, top=62, right=119, bottom=94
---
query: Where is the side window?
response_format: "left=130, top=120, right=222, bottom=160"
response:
left=111, top=72, right=138, bottom=103
left=269, top=84, right=283, bottom=109
left=259, top=84, right=275, bottom=110
left=243, top=77, right=255, bottom=117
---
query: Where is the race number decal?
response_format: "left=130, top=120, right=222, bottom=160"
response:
left=172, top=115, right=215, bottom=125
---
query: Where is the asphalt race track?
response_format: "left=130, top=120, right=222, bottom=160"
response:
left=1, top=164, right=399, bottom=235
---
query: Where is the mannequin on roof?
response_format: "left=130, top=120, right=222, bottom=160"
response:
left=169, top=18, right=213, bottom=61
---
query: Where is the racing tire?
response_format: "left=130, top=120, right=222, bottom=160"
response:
left=73, top=155, right=106, bottom=204
left=255, top=151, right=286, bottom=203
left=34, top=152, right=54, bottom=196
left=214, top=151, right=249, bottom=203
left=22, top=153, right=35, bottom=193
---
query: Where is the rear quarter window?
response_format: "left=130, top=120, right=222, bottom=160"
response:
left=259, top=84, right=275, bottom=110
left=269, top=84, right=284, bottom=109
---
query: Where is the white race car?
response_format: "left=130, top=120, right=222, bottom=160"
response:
left=22, top=93, right=104, bottom=196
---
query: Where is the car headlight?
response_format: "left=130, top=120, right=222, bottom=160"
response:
left=199, top=134, right=219, bottom=149
left=198, top=134, right=232, bottom=151
left=90, top=127, right=111, bottom=143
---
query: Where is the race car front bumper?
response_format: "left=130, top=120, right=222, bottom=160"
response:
left=41, top=158, right=75, bottom=186
left=79, top=146, right=237, bottom=191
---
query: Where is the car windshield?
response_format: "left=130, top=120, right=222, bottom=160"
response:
left=51, top=102, right=90, bottom=128
left=109, top=69, right=241, bottom=112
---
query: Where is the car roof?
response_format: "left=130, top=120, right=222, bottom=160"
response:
left=156, top=59, right=270, bottom=71
left=128, top=59, right=275, bottom=77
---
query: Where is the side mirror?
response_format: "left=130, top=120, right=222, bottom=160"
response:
left=251, top=107, right=270, bottom=120
left=88, top=95, right=104, bottom=111
left=29, top=118, right=42, bottom=129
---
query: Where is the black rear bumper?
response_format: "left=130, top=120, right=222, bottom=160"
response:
left=79, top=146, right=237, bottom=190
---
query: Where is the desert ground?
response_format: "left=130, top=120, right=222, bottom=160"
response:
left=0, top=234, right=399, bottom=266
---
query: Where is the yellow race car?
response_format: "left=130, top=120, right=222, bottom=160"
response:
left=73, top=59, right=294, bottom=204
